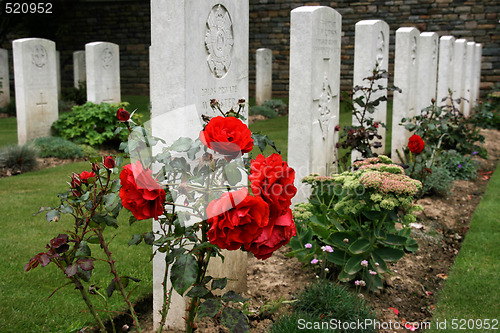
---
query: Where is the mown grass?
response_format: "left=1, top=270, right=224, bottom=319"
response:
left=0, top=162, right=153, bottom=332
left=0, top=117, right=17, bottom=148
left=429, top=162, right=500, bottom=333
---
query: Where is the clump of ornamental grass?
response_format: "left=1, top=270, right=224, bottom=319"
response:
left=271, top=281, right=375, bottom=333
left=32, top=136, right=83, bottom=159
left=0, top=144, right=38, bottom=173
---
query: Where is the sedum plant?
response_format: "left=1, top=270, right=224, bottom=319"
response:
left=288, top=156, right=422, bottom=291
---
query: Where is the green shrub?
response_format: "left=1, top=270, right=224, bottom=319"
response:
left=78, top=144, right=100, bottom=159
left=439, top=150, right=478, bottom=181
left=0, top=98, right=16, bottom=117
left=263, top=99, right=288, bottom=116
left=61, top=81, right=87, bottom=105
left=250, top=105, right=279, bottom=119
left=470, top=89, right=500, bottom=130
left=271, top=282, right=375, bottom=333
left=420, top=165, right=454, bottom=196
left=0, top=144, right=38, bottom=172
left=32, top=137, right=83, bottom=159
left=52, top=101, right=130, bottom=146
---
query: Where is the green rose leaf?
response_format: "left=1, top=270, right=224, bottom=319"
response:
left=46, top=209, right=60, bottom=222
left=198, top=299, right=223, bottom=319
left=169, top=137, right=193, bottom=152
left=186, top=285, right=211, bottom=298
left=143, top=231, right=155, bottom=245
left=221, top=307, right=250, bottom=333
left=170, top=253, right=198, bottom=296
left=75, top=241, right=91, bottom=258
left=211, top=277, right=228, bottom=290
left=223, top=163, right=242, bottom=186
left=222, top=290, right=249, bottom=303
left=128, top=234, right=143, bottom=246
left=106, top=279, right=116, bottom=297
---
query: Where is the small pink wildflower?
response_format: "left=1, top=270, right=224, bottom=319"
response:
left=321, top=245, right=334, bottom=253
left=369, top=270, right=377, bottom=275
left=310, top=258, right=319, bottom=264
left=361, top=260, right=369, bottom=267
left=305, top=243, right=312, bottom=249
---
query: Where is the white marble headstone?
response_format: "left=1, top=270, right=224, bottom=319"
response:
left=85, top=42, right=120, bottom=104
left=150, top=1, right=249, bottom=330
left=352, top=20, right=389, bottom=160
left=416, top=32, right=438, bottom=112
left=12, top=38, right=58, bottom=145
left=0, top=48, right=10, bottom=108
left=256, top=48, right=272, bottom=105
left=288, top=6, right=341, bottom=204
left=472, top=43, right=482, bottom=108
left=436, top=36, right=455, bottom=106
left=391, top=27, right=420, bottom=163
left=73, top=50, right=86, bottom=88
left=463, top=41, right=476, bottom=117
left=452, top=39, right=467, bottom=112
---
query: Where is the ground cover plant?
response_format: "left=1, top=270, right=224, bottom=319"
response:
left=32, top=136, right=84, bottom=159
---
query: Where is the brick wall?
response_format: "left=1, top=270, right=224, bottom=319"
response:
left=1, top=1, right=497, bottom=99
left=249, top=0, right=500, bottom=98
left=1, top=0, right=150, bottom=96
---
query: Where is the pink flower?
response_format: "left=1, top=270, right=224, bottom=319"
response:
left=305, top=243, right=312, bottom=249
left=361, top=260, right=369, bottom=267
left=310, top=258, right=319, bottom=264
left=369, top=270, right=377, bottom=275
left=321, top=245, right=334, bottom=253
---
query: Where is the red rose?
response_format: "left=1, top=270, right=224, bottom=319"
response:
left=207, top=188, right=270, bottom=251
left=246, top=209, right=296, bottom=260
left=103, top=156, right=115, bottom=169
left=117, top=108, right=130, bottom=122
left=374, top=122, right=379, bottom=128
left=199, top=116, right=253, bottom=159
left=119, top=161, right=166, bottom=220
left=408, top=134, right=425, bottom=154
left=79, top=170, right=96, bottom=183
left=249, top=154, right=297, bottom=218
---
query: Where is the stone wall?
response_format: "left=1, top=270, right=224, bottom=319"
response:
left=249, top=0, right=499, bottom=98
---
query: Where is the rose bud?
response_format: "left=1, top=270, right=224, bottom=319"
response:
left=373, top=122, right=379, bottom=128
left=334, top=125, right=340, bottom=131
left=103, top=156, right=115, bottom=169
left=71, top=173, right=81, bottom=188
left=116, top=108, right=130, bottom=122
left=91, top=162, right=100, bottom=173
left=431, top=98, right=436, bottom=104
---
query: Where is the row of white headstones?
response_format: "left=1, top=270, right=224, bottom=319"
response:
left=0, top=40, right=120, bottom=145
left=0, top=2, right=483, bottom=330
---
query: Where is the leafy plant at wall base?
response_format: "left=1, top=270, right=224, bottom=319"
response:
left=263, top=99, right=288, bottom=116
left=440, top=150, right=478, bottom=181
left=32, top=136, right=83, bottom=159
left=288, top=156, right=422, bottom=291
left=249, top=105, right=279, bottom=119
left=0, top=143, right=38, bottom=173
left=52, top=101, right=135, bottom=147
left=401, top=95, right=487, bottom=158
left=336, top=66, right=400, bottom=171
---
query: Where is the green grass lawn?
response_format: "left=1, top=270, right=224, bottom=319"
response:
left=0, top=117, right=17, bottom=147
left=0, top=162, right=153, bottom=332
left=429, top=162, right=500, bottom=333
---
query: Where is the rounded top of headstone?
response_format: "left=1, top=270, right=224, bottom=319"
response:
left=85, top=41, right=118, bottom=48
left=291, top=6, right=327, bottom=13
left=396, top=27, right=420, bottom=34
left=12, top=37, right=55, bottom=47
left=420, top=32, right=438, bottom=38
left=440, top=35, right=455, bottom=42
left=455, top=39, right=468, bottom=43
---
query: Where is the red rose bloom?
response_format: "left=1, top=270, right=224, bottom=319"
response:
left=408, top=134, right=425, bottom=154
left=79, top=171, right=96, bottom=183
left=249, top=154, right=297, bottom=218
left=207, top=188, right=270, bottom=251
left=119, top=161, right=166, bottom=220
left=103, top=156, right=115, bottom=169
left=246, top=209, right=296, bottom=260
left=200, top=116, right=253, bottom=159
left=117, top=108, right=130, bottom=122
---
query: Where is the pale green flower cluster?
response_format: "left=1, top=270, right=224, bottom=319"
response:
left=292, top=203, right=314, bottom=220
left=358, top=163, right=405, bottom=174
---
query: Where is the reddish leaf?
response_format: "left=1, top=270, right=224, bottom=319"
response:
left=77, top=258, right=94, bottom=271
left=65, top=264, right=78, bottom=277
left=39, top=253, right=51, bottom=267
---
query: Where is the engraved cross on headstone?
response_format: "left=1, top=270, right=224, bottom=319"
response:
left=316, top=59, right=337, bottom=140
left=36, top=91, right=49, bottom=124
left=102, top=86, right=114, bottom=103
